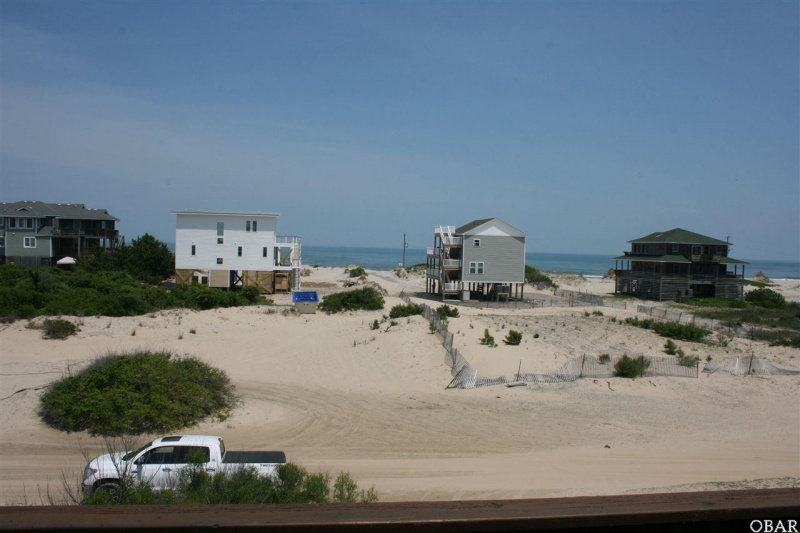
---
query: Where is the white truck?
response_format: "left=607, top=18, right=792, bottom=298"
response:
left=82, top=435, right=286, bottom=494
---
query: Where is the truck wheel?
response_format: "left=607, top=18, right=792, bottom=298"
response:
left=95, top=482, right=121, bottom=501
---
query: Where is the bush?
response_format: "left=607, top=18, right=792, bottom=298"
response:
left=625, top=316, right=709, bottom=342
left=319, top=288, right=385, bottom=314
left=436, top=304, right=460, bottom=320
left=389, top=303, right=423, bottom=319
left=42, top=319, right=78, bottom=340
left=524, top=265, right=557, bottom=288
left=39, top=350, right=237, bottom=436
left=479, top=329, right=495, bottom=347
left=613, top=355, right=650, bottom=378
left=677, top=353, right=700, bottom=367
left=503, top=330, right=523, bottom=345
left=745, top=288, right=787, bottom=309
left=83, top=462, right=377, bottom=505
left=347, top=266, right=367, bottom=278
left=663, top=339, right=678, bottom=355
left=598, top=354, right=610, bottom=364
left=0, top=264, right=263, bottom=321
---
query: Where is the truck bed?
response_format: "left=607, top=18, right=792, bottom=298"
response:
left=222, top=451, right=286, bottom=465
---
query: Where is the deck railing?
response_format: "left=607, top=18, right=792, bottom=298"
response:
left=442, top=282, right=462, bottom=292
left=275, top=236, right=301, bottom=244
left=51, top=228, right=119, bottom=238
left=441, top=259, right=461, bottom=269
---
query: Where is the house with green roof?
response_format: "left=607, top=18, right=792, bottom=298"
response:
left=426, top=218, right=526, bottom=301
left=0, top=201, right=121, bottom=267
left=614, top=228, right=747, bottom=301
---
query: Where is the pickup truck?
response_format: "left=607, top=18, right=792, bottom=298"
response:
left=82, top=435, right=286, bottom=494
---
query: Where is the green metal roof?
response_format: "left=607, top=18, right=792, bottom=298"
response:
left=613, top=254, right=692, bottom=263
left=628, top=228, right=730, bottom=246
left=614, top=254, right=748, bottom=265
left=719, top=257, right=748, bottom=265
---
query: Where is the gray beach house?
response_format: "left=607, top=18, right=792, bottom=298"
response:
left=0, top=201, right=121, bottom=267
left=426, top=218, right=526, bottom=301
left=614, top=228, right=747, bottom=301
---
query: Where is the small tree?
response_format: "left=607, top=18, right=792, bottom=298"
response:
left=124, top=234, right=175, bottom=285
left=503, top=330, right=523, bottom=345
left=613, top=355, right=650, bottom=378
left=42, top=319, right=78, bottom=340
left=479, top=329, right=496, bottom=347
left=663, top=339, right=678, bottom=355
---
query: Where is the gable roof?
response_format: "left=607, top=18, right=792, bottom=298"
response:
left=629, top=228, right=730, bottom=246
left=0, top=201, right=118, bottom=221
left=456, top=218, right=525, bottom=238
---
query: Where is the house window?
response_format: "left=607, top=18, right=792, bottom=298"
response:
left=469, top=261, right=484, bottom=275
left=246, top=221, right=251, bottom=232
left=8, top=218, right=15, bottom=229
left=0, top=217, right=4, bottom=227
left=24, top=237, right=36, bottom=248
left=217, top=238, right=224, bottom=245
left=0, top=237, right=5, bottom=247
left=191, top=245, right=196, bottom=256
left=473, top=239, right=480, bottom=247
left=252, top=221, right=257, bottom=232
left=216, top=258, right=223, bottom=265
left=672, top=244, right=679, bottom=254
left=237, top=246, right=242, bottom=257
left=27, top=218, right=34, bottom=229
left=692, top=245, right=703, bottom=255
left=262, top=247, right=267, bottom=258
left=217, top=222, right=224, bottom=236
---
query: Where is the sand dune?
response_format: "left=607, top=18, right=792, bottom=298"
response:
left=0, top=267, right=797, bottom=504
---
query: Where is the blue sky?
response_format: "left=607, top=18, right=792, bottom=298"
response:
left=2, top=1, right=798, bottom=260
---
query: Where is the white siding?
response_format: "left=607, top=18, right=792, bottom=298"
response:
left=175, top=213, right=278, bottom=271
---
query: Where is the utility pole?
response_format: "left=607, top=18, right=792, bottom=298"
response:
left=402, top=233, right=408, bottom=267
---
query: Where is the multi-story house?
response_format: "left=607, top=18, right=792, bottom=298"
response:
left=0, top=201, right=120, bottom=267
left=174, top=211, right=301, bottom=293
left=614, top=228, right=747, bottom=301
left=426, top=218, right=526, bottom=301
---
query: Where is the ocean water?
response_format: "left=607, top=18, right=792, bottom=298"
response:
left=302, top=245, right=800, bottom=280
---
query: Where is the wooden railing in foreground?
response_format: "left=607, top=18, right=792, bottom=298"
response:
left=2, top=488, right=798, bottom=532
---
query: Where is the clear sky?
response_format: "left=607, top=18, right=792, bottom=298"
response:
left=2, top=0, right=798, bottom=260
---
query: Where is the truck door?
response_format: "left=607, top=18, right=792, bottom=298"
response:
left=136, top=446, right=212, bottom=489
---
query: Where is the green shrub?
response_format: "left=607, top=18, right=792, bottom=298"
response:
left=436, top=304, right=460, bottom=320
left=84, top=462, right=377, bottom=505
left=598, top=353, right=610, bottom=364
left=479, top=329, right=495, bottom=347
left=347, top=266, right=367, bottom=278
left=677, top=353, right=700, bottom=367
left=319, top=288, right=385, bottom=314
left=613, top=355, right=650, bottom=378
left=0, top=264, right=263, bottom=321
left=625, top=316, right=709, bottom=342
left=503, top=330, right=523, bottom=345
left=745, top=288, right=787, bottom=309
left=524, top=265, right=557, bottom=288
left=389, top=303, right=423, bottom=319
left=370, top=319, right=380, bottom=330
left=39, top=351, right=237, bottom=436
left=42, top=319, right=78, bottom=340
left=663, top=339, right=678, bottom=355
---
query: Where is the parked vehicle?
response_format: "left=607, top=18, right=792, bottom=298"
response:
left=82, top=435, right=286, bottom=494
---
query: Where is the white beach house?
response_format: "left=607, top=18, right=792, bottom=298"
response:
left=174, top=211, right=301, bottom=293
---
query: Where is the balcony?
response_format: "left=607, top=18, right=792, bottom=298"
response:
left=51, top=228, right=119, bottom=239
left=441, top=259, right=461, bottom=269
left=276, top=236, right=301, bottom=244
left=427, top=247, right=436, bottom=257
left=442, top=236, right=462, bottom=246
left=442, top=282, right=463, bottom=293
left=427, top=268, right=439, bottom=278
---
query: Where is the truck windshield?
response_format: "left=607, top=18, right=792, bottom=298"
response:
left=122, top=441, right=153, bottom=461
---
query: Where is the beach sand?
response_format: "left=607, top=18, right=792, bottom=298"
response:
left=1, top=268, right=798, bottom=504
